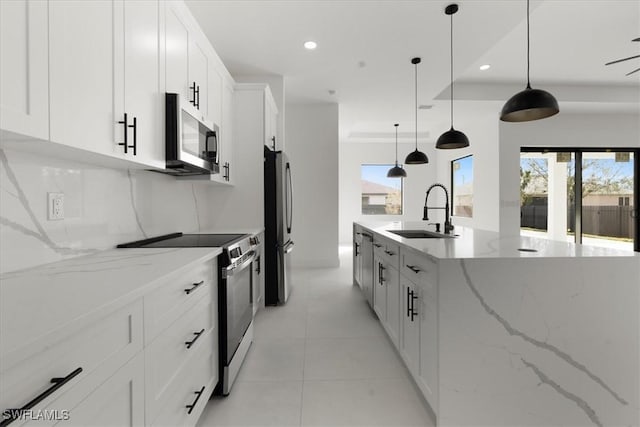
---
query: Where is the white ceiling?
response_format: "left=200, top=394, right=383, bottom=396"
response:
left=186, top=0, right=640, bottom=143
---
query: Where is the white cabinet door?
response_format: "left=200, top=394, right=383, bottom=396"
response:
left=188, top=37, right=208, bottom=121
left=64, top=353, right=145, bottom=427
left=0, top=0, right=48, bottom=140
left=264, top=93, right=278, bottom=149
left=373, top=257, right=386, bottom=321
left=220, top=79, right=234, bottom=184
left=115, top=0, right=164, bottom=169
left=165, top=3, right=190, bottom=101
left=49, top=0, right=116, bottom=156
left=385, top=265, right=401, bottom=348
left=208, top=64, right=223, bottom=127
left=418, top=276, right=438, bottom=412
left=400, top=276, right=420, bottom=375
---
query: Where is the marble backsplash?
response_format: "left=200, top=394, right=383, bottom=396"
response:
left=0, top=148, right=222, bottom=273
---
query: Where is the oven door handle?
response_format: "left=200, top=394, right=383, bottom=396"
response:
left=225, top=251, right=257, bottom=277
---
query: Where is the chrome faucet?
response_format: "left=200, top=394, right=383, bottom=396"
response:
left=423, top=183, right=454, bottom=234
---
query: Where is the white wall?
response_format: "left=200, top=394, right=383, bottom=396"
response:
left=339, top=142, right=437, bottom=243
left=285, top=103, right=339, bottom=267
left=0, top=148, right=220, bottom=273
left=498, top=112, right=640, bottom=236
left=434, top=108, right=501, bottom=233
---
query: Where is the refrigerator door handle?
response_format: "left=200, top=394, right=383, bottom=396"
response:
left=285, top=162, right=293, bottom=234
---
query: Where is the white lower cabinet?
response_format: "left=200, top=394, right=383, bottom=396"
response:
left=400, top=275, right=420, bottom=376
left=63, top=353, right=145, bottom=427
left=354, top=227, right=439, bottom=416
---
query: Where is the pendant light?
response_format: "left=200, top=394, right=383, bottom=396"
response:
left=387, top=124, right=407, bottom=178
left=436, top=4, right=469, bottom=150
left=405, top=58, right=429, bottom=164
left=500, top=0, right=559, bottom=122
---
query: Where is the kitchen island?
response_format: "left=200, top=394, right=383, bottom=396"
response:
left=354, top=221, right=639, bottom=427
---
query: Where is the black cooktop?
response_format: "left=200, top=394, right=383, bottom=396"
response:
left=117, top=233, right=246, bottom=248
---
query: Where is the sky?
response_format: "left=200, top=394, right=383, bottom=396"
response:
left=361, top=164, right=402, bottom=190
left=453, top=155, right=473, bottom=186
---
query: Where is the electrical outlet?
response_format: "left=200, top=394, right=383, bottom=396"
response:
left=48, top=192, right=64, bottom=220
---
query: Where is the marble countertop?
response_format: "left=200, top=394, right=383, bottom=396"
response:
left=0, top=246, right=222, bottom=366
left=356, top=221, right=639, bottom=260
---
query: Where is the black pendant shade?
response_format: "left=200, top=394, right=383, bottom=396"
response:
left=436, top=127, right=469, bottom=149
left=436, top=4, right=469, bottom=150
left=387, top=123, right=407, bottom=178
left=405, top=57, right=428, bottom=164
left=500, top=86, right=559, bottom=122
left=500, top=0, right=559, bottom=122
left=405, top=149, right=429, bottom=164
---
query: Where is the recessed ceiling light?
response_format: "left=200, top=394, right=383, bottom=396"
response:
left=479, top=64, right=491, bottom=71
left=304, top=41, right=317, bottom=50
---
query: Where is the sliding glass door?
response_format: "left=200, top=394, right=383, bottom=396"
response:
left=521, top=148, right=638, bottom=252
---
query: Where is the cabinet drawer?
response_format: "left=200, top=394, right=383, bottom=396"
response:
left=401, top=249, right=437, bottom=285
left=1, top=300, right=143, bottom=424
left=144, top=260, right=215, bottom=343
left=374, top=237, right=399, bottom=270
left=150, top=340, right=216, bottom=427
left=145, top=297, right=214, bottom=420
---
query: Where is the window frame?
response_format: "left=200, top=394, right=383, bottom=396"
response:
left=360, top=163, right=404, bottom=216
left=450, top=154, right=474, bottom=218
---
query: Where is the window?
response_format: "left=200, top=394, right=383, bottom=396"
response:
left=361, top=164, right=403, bottom=215
left=451, top=155, right=473, bottom=218
left=520, top=148, right=638, bottom=252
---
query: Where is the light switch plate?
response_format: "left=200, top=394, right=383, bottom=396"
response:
left=48, top=192, right=64, bottom=220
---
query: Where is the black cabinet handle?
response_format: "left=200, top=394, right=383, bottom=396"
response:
left=255, top=256, right=261, bottom=274
left=226, top=162, right=230, bottom=181
left=354, top=242, right=359, bottom=256
left=0, top=367, right=83, bottom=426
left=373, top=243, right=382, bottom=248
left=185, top=329, right=205, bottom=349
left=410, top=291, right=418, bottom=322
left=223, top=162, right=230, bottom=181
left=406, top=287, right=411, bottom=318
left=271, top=135, right=276, bottom=150
left=184, top=280, right=204, bottom=295
left=384, top=250, right=396, bottom=256
left=128, top=116, right=137, bottom=156
left=190, top=82, right=199, bottom=109
left=379, top=264, right=385, bottom=283
left=117, top=113, right=128, bottom=154
left=185, top=386, right=206, bottom=414
left=406, top=265, right=420, bottom=273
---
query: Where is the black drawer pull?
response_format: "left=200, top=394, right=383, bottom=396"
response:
left=373, top=243, right=382, bottom=248
left=186, top=386, right=206, bottom=414
left=384, top=250, right=396, bottom=256
left=406, top=265, right=420, bottom=273
left=185, top=329, right=205, bottom=349
left=0, top=367, right=83, bottom=426
left=410, top=291, right=418, bottom=322
left=184, top=280, right=204, bottom=295
left=117, top=113, right=128, bottom=154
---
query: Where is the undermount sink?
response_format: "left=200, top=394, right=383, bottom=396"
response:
left=387, top=229, right=457, bottom=239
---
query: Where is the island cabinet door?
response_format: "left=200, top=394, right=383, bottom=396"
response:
left=384, top=264, right=401, bottom=348
left=400, top=276, right=420, bottom=375
left=418, top=275, right=438, bottom=414
left=373, top=256, right=387, bottom=321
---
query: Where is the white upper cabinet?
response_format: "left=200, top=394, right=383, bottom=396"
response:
left=0, top=0, right=49, bottom=140
left=115, top=0, right=164, bottom=168
left=188, top=37, right=209, bottom=121
left=49, top=0, right=116, bottom=157
left=264, top=94, right=278, bottom=149
left=219, top=78, right=235, bottom=184
left=49, top=0, right=163, bottom=169
left=165, top=4, right=190, bottom=103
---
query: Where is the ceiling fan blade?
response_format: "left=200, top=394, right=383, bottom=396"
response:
left=625, top=67, right=640, bottom=76
left=605, top=54, right=640, bottom=66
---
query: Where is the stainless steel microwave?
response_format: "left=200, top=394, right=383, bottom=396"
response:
left=163, top=92, right=219, bottom=176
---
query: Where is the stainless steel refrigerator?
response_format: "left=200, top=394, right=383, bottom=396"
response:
left=264, top=146, right=294, bottom=305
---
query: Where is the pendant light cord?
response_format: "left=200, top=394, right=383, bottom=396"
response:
left=414, top=63, right=418, bottom=150
left=450, top=11, right=454, bottom=129
left=395, top=124, right=399, bottom=164
left=526, top=0, right=531, bottom=89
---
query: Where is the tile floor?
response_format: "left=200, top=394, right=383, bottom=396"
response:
left=197, top=249, right=436, bottom=427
